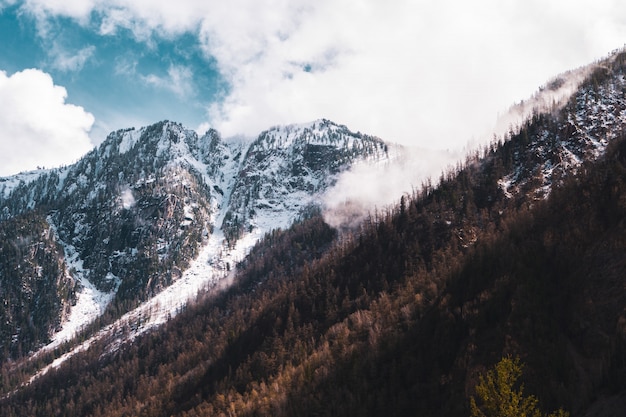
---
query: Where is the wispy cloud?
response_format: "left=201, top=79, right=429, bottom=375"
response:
left=113, top=55, right=138, bottom=76
left=0, top=0, right=18, bottom=10
left=113, top=55, right=196, bottom=99
left=322, top=145, right=463, bottom=230
left=20, top=0, right=96, bottom=21
left=141, top=64, right=194, bottom=98
left=97, top=6, right=158, bottom=46
left=49, top=43, right=95, bottom=72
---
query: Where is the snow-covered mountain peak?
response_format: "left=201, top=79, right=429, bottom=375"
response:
left=101, top=121, right=201, bottom=166
left=0, top=118, right=395, bottom=363
left=252, top=118, right=385, bottom=154
left=220, top=119, right=390, bottom=244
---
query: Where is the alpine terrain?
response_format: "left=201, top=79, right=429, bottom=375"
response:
left=0, top=119, right=388, bottom=363
left=2, top=49, right=626, bottom=416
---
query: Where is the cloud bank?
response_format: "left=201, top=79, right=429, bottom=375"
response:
left=2, top=0, right=625, bottom=180
left=0, top=69, right=94, bottom=176
left=17, top=0, right=626, bottom=152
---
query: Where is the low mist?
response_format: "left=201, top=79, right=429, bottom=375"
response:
left=322, top=145, right=462, bottom=230
left=469, top=63, right=595, bottom=151
left=322, top=61, right=596, bottom=231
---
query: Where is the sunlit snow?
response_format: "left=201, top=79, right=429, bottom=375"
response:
left=29, top=120, right=378, bottom=383
left=45, top=216, right=118, bottom=350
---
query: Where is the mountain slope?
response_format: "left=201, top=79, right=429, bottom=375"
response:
left=3, top=49, right=626, bottom=416
left=0, top=118, right=388, bottom=363
left=496, top=52, right=626, bottom=200
left=0, top=211, right=74, bottom=359
left=223, top=119, right=387, bottom=243
left=5, top=113, right=626, bottom=417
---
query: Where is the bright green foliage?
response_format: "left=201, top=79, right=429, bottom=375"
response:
left=470, top=356, right=569, bottom=417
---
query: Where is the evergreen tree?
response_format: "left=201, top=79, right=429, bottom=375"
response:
left=470, top=356, right=569, bottom=417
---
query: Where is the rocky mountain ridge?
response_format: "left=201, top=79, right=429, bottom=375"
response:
left=497, top=57, right=626, bottom=201
left=3, top=49, right=626, bottom=415
left=0, top=118, right=388, bottom=360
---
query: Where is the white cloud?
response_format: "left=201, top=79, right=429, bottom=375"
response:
left=49, top=44, right=96, bottom=72
left=0, top=69, right=94, bottom=176
left=323, top=145, right=463, bottom=230
left=22, top=0, right=97, bottom=21
left=23, top=0, right=209, bottom=38
left=16, top=0, right=626, bottom=151
left=0, top=0, right=18, bottom=9
left=201, top=0, right=626, bottom=150
left=113, top=55, right=137, bottom=76
left=142, top=65, right=195, bottom=98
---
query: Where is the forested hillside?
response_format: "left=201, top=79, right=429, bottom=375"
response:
left=3, top=47, right=626, bottom=417
left=4, top=92, right=626, bottom=415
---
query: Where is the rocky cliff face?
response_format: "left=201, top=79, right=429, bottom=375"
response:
left=0, top=211, right=73, bottom=360
left=0, top=118, right=389, bottom=360
left=496, top=52, right=626, bottom=201
left=223, top=119, right=388, bottom=243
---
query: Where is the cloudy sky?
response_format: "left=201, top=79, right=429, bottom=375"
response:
left=0, top=0, right=625, bottom=176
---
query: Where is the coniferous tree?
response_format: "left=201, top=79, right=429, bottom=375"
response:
left=470, top=356, right=569, bottom=417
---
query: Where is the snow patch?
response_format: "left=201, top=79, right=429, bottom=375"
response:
left=0, top=169, right=46, bottom=198
left=498, top=178, right=514, bottom=199
left=120, top=186, right=136, bottom=210
left=30, top=224, right=262, bottom=382
left=118, top=129, right=139, bottom=154
left=45, top=217, right=117, bottom=350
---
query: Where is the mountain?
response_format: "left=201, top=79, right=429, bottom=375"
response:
left=0, top=118, right=389, bottom=362
left=221, top=119, right=387, bottom=243
left=0, top=211, right=74, bottom=359
left=3, top=49, right=626, bottom=417
left=495, top=57, right=626, bottom=201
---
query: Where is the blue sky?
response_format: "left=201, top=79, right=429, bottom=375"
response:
left=0, top=2, right=224, bottom=142
left=1, top=0, right=626, bottom=176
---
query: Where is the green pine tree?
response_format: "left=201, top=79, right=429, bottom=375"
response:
left=470, top=356, right=569, bottom=417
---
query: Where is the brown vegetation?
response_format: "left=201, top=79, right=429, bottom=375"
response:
left=5, top=60, right=626, bottom=414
